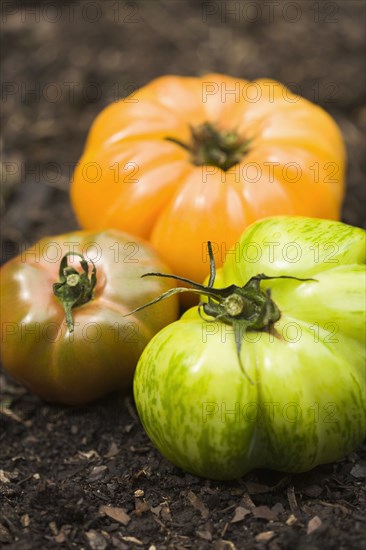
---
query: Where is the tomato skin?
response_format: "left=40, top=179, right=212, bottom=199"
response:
left=133, top=217, right=366, bottom=480
left=0, top=230, right=178, bottom=405
left=71, top=74, right=346, bottom=282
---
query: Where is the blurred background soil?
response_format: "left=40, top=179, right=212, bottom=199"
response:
left=1, top=1, right=365, bottom=549
left=1, top=0, right=366, bottom=257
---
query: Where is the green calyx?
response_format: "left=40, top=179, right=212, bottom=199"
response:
left=126, top=243, right=316, bottom=383
left=53, top=252, right=97, bottom=332
left=166, top=122, right=251, bottom=171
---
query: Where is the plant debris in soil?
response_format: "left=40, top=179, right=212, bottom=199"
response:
left=1, top=1, right=366, bottom=549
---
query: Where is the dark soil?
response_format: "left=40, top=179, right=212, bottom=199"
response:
left=1, top=1, right=365, bottom=549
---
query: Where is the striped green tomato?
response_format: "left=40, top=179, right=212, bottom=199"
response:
left=133, top=217, right=366, bottom=480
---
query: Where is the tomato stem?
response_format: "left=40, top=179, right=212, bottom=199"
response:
left=126, top=243, right=316, bottom=382
left=53, top=253, right=97, bottom=333
left=166, top=122, right=251, bottom=171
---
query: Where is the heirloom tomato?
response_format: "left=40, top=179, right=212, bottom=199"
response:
left=71, top=74, right=345, bottom=282
left=0, top=230, right=178, bottom=405
left=133, top=217, right=365, bottom=480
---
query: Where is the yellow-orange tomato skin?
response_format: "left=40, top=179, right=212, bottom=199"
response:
left=71, top=74, right=346, bottom=282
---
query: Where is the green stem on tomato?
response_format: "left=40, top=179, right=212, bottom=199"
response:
left=166, top=122, right=252, bottom=171
left=53, top=252, right=97, bottom=333
left=126, top=242, right=316, bottom=383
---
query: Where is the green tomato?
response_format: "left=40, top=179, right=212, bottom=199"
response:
left=133, top=217, right=366, bottom=480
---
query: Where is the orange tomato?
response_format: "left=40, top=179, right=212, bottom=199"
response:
left=71, top=74, right=346, bottom=282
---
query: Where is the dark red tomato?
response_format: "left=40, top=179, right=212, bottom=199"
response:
left=0, top=230, right=178, bottom=405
